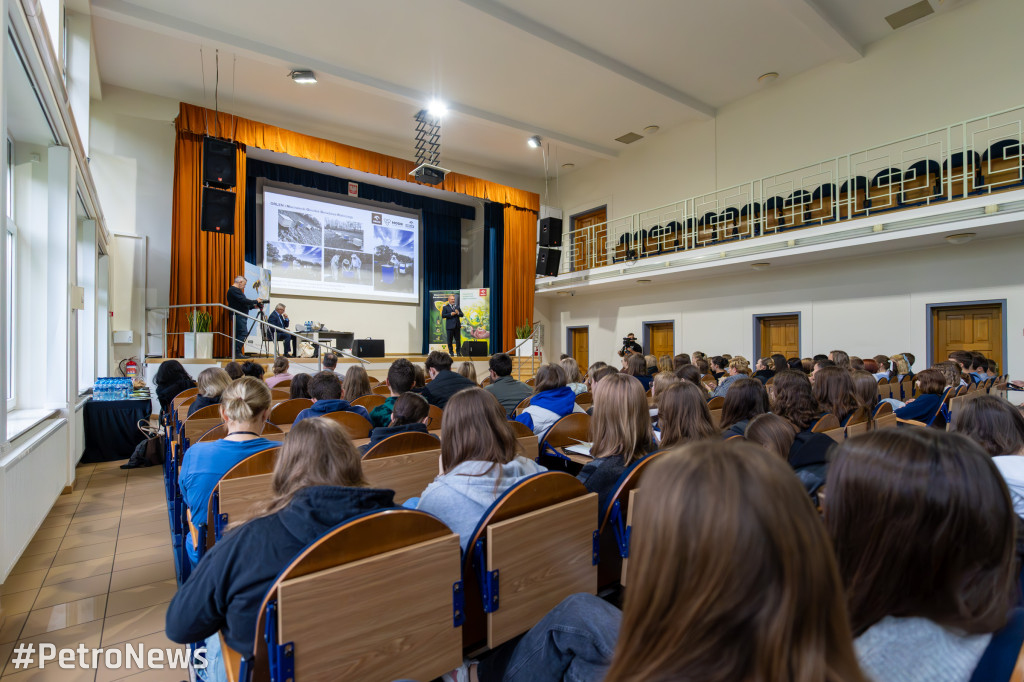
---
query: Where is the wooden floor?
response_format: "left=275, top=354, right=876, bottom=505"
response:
left=0, top=462, right=182, bottom=681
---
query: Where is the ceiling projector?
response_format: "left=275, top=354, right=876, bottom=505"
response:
left=409, top=163, right=450, bottom=186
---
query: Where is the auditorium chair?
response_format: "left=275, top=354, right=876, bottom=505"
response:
left=268, top=398, right=313, bottom=426
left=269, top=389, right=290, bottom=401
left=196, top=447, right=280, bottom=559
left=362, top=431, right=439, bottom=459
left=695, top=211, right=718, bottom=246
left=507, top=419, right=534, bottom=439
left=319, top=411, right=372, bottom=439
left=366, top=375, right=381, bottom=384
left=901, top=159, right=943, bottom=206
left=272, top=378, right=291, bottom=388
left=900, top=375, right=914, bottom=401
left=512, top=396, right=531, bottom=417
left=981, top=138, right=1024, bottom=191
left=716, top=207, right=740, bottom=242
left=782, top=190, right=812, bottom=230
left=597, top=452, right=662, bottom=589
left=236, top=510, right=463, bottom=682
left=944, top=150, right=982, bottom=198
left=642, top=224, right=665, bottom=257
left=372, top=384, right=391, bottom=396
left=896, top=387, right=951, bottom=429
left=737, top=203, right=760, bottom=238
left=427, top=404, right=443, bottom=431
left=574, top=391, right=593, bottom=407
left=350, top=394, right=386, bottom=411
left=613, top=231, right=643, bottom=263
left=362, top=439, right=443, bottom=503
left=619, top=489, right=638, bottom=586
left=876, top=377, right=892, bottom=401
left=480, top=376, right=492, bottom=387
left=460, top=472, right=598, bottom=651
left=807, top=183, right=836, bottom=224
left=170, top=387, right=200, bottom=417
left=538, top=413, right=591, bottom=465
left=175, top=395, right=199, bottom=424
left=844, top=406, right=871, bottom=439
left=868, top=167, right=902, bottom=213
left=889, top=376, right=903, bottom=401
left=872, top=401, right=897, bottom=430
left=811, top=413, right=840, bottom=435
left=194, top=421, right=283, bottom=445
left=837, top=176, right=869, bottom=219
left=762, top=196, right=786, bottom=232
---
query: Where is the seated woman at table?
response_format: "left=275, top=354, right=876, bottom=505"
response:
left=188, top=368, right=232, bottom=417
left=178, top=377, right=277, bottom=568
left=362, top=393, right=434, bottom=454
left=166, top=417, right=395, bottom=682
left=416, top=388, right=545, bottom=552
left=154, top=360, right=195, bottom=417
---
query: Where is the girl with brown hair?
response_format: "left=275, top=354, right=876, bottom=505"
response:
left=813, top=365, right=859, bottom=425
left=827, top=429, right=1017, bottom=679
left=674, top=363, right=712, bottom=400
left=576, top=373, right=655, bottom=510
left=655, top=381, right=718, bottom=449
left=416, top=388, right=545, bottom=551
left=717, top=377, right=770, bottom=437
left=772, top=370, right=835, bottom=484
left=559, top=356, right=587, bottom=395
left=829, top=349, right=851, bottom=370
left=288, top=372, right=311, bottom=399
left=515, top=363, right=586, bottom=435
left=362, top=392, right=435, bottom=454
left=850, top=369, right=880, bottom=417
left=951, top=395, right=1024, bottom=516
left=341, top=364, right=372, bottom=401
left=264, top=356, right=293, bottom=388
left=167, top=418, right=395, bottom=681
left=656, top=354, right=673, bottom=373
left=188, top=367, right=232, bottom=416
left=623, top=353, right=653, bottom=391
left=893, top=368, right=946, bottom=423
left=745, top=413, right=797, bottom=460
left=457, top=360, right=478, bottom=384
left=462, top=440, right=868, bottom=682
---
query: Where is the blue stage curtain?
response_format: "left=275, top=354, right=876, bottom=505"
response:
left=421, top=212, right=462, bottom=353
left=483, top=202, right=504, bottom=354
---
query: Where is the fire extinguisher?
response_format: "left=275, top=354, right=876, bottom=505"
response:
left=125, top=358, right=138, bottom=379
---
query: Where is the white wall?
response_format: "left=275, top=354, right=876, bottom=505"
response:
left=536, top=233, right=1024, bottom=373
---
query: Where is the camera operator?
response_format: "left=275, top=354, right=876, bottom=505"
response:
left=227, top=275, right=263, bottom=357
left=618, top=332, right=643, bottom=358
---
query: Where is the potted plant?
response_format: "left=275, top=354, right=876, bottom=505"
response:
left=514, top=320, right=534, bottom=357
left=184, top=310, right=214, bottom=358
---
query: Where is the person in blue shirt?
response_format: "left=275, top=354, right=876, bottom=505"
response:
left=893, top=368, right=947, bottom=424
left=293, top=371, right=370, bottom=426
left=515, top=363, right=585, bottom=435
left=178, top=377, right=277, bottom=567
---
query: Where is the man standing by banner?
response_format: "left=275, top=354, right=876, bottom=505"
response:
left=226, top=275, right=262, bottom=357
left=442, top=293, right=463, bottom=356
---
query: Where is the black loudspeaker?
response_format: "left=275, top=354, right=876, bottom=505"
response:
left=463, top=341, right=488, bottom=357
left=538, top=217, right=563, bottom=247
left=536, top=247, right=561, bottom=276
left=203, top=136, right=236, bottom=188
left=201, top=186, right=236, bottom=234
left=353, top=338, right=385, bottom=358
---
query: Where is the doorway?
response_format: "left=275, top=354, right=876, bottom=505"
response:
left=929, top=301, right=1005, bottom=371
left=643, top=321, right=674, bottom=359
left=754, top=313, right=800, bottom=359
left=567, top=326, right=590, bottom=372
left=571, top=207, right=607, bottom=271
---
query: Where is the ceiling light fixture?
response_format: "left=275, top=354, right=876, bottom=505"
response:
left=637, top=279, right=652, bottom=284
left=426, top=99, right=448, bottom=118
left=642, top=125, right=660, bottom=135
left=289, top=70, right=317, bottom=84
left=527, top=135, right=542, bottom=149
left=757, top=72, right=779, bottom=84
left=945, top=232, right=976, bottom=245
left=561, top=163, right=575, bottom=170
left=751, top=262, right=771, bottom=271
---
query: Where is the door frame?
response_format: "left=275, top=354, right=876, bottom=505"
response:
left=926, top=299, right=1007, bottom=369
left=752, top=312, right=802, bottom=359
left=642, top=320, right=675, bottom=357
left=568, top=205, right=607, bottom=272
left=565, top=325, right=590, bottom=362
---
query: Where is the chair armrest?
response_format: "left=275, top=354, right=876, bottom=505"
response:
left=895, top=418, right=927, bottom=427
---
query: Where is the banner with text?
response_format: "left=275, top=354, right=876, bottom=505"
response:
left=427, top=289, right=490, bottom=354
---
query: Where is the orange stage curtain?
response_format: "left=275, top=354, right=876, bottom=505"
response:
left=176, top=103, right=539, bottom=213
left=502, top=206, right=537, bottom=352
left=168, top=130, right=247, bottom=358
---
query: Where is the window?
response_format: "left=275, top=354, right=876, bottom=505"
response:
left=5, top=137, right=15, bottom=409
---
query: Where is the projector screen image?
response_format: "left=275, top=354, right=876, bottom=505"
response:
left=262, top=187, right=420, bottom=302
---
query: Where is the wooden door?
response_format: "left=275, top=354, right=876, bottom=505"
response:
left=933, top=304, right=1003, bottom=369
left=573, top=208, right=607, bottom=271
left=759, top=315, right=799, bottom=358
left=569, top=327, right=589, bottom=372
left=647, top=323, right=674, bottom=359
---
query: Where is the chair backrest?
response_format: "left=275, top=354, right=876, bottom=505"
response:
left=811, top=413, right=840, bottom=433
left=460, top=472, right=596, bottom=650
left=248, top=510, right=462, bottom=682
left=362, top=431, right=440, bottom=459
left=620, top=489, right=638, bottom=587
left=512, top=396, right=531, bottom=416
left=320, top=411, right=373, bottom=439
left=598, top=452, right=664, bottom=588
left=273, top=378, right=292, bottom=388
left=267, top=398, right=313, bottom=426
left=366, top=375, right=381, bottom=384
left=372, top=384, right=392, bottom=395
left=195, top=421, right=284, bottom=444
left=182, top=416, right=224, bottom=448
left=541, top=413, right=591, bottom=450
left=844, top=406, right=871, bottom=438
left=426, top=404, right=444, bottom=431
left=176, top=395, right=199, bottom=423
left=507, top=420, right=534, bottom=438
left=351, top=394, right=386, bottom=411
left=574, top=391, right=593, bottom=406
left=873, top=401, right=897, bottom=430
left=362, top=447, right=442, bottom=504
left=900, top=376, right=914, bottom=400
left=187, top=403, right=221, bottom=421
left=876, top=377, right=892, bottom=400
left=707, top=396, right=724, bottom=409
left=170, top=387, right=200, bottom=414
left=206, top=447, right=281, bottom=548
left=525, top=378, right=536, bottom=387
left=269, top=389, right=291, bottom=400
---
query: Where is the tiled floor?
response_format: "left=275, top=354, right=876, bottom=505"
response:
left=0, top=461, right=184, bottom=681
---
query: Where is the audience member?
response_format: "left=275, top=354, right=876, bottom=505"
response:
left=951, top=395, right=1024, bottom=516
left=850, top=356, right=865, bottom=371
left=560, top=357, right=587, bottom=395
left=969, top=355, right=989, bottom=384
left=947, top=349, right=973, bottom=373
left=891, top=354, right=911, bottom=381
left=861, top=358, right=879, bottom=375
left=872, top=355, right=892, bottom=380
left=421, top=351, right=477, bottom=408
left=695, top=358, right=710, bottom=376
left=717, top=377, right=770, bottom=437
left=752, top=357, right=774, bottom=384
left=264, top=357, right=292, bottom=388
left=644, top=354, right=659, bottom=377
left=577, top=373, right=654, bottom=511
left=178, top=377, right=276, bottom=567
left=363, top=392, right=434, bottom=454
left=516, top=363, right=585, bottom=435
left=691, top=350, right=705, bottom=364
left=892, top=368, right=946, bottom=423
left=672, top=353, right=691, bottom=370
left=850, top=370, right=880, bottom=417
left=369, top=358, right=415, bottom=427
left=415, top=389, right=544, bottom=551
left=829, top=349, right=851, bottom=370
left=623, top=354, right=653, bottom=392
left=584, top=366, right=619, bottom=415
left=223, top=361, right=243, bottom=381
left=813, top=366, right=859, bottom=425
left=457, top=361, right=478, bottom=384
left=293, top=371, right=370, bottom=425
left=770, top=354, right=787, bottom=376
left=288, top=373, right=311, bottom=400
left=933, top=360, right=966, bottom=388
left=744, top=413, right=796, bottom=460
left=240, top=361, right=265, bottom=381
left=656, top=382, right=718, bottom=449
left=650, top=371, right=679, bottom=404
left=710, top=357, right=750, bottom=398
left=827, top=430, right=1016, bottom=680
left=166, top=418, right=394, bottom=678
left=153, top=360, right=195, bottom=416
left=810, top=357, right=835, bottom=383
left=675, top=364, right=711, bottom=400
left=709, top=356, right=727, bottom=380
left=787, top=357, right=802, bottom=371
left=484, top=353, right=532, bottom=417
left=772, top=370, right=834, bottom=492
left=341, top=365, right=372, bottom=401
left=321, top=352, right=345, bottom=379
left=656, top=355, right=673, bottom=373
left=187, top=367, right=232, bottom=417
left=413, top=364, right=426, bottom=388
left=800, top=357, right=814, bottom=374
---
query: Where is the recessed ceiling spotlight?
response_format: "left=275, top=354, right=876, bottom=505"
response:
left=561, top=163, right=575, bottom=170
left=751, top=262, right=771, bottom=271
left=637, top=279, right=652, bottom=284
left=557, top=291, right=571, bottom=296
left=642, top=125, right=660, bottom=135
left=944, top=232, right=976, bottom=245
left=757, top=72, right=779, bottom=84
left=289, top=70, right=317, bottom=84
left=426, top=99, right=448, bottom=118
left=527, top=135, right=542, bottom=149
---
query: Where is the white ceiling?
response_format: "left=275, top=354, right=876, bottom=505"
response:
left=89, top=0, right=978, bottom=180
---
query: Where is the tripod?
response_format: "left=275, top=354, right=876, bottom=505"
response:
left=245, top=306, right=272, bottom=357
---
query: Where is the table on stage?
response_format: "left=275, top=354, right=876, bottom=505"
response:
left=82, top=398, right=152, bottom=462
left=297, top=330, right=354, bottom=356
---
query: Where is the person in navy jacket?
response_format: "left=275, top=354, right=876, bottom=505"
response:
left=267, top=303, right=295, bottom=357
left=225, top=275, right=262, bottom=357
left=894, top=368, right=947, bottom=424
left=441, top=293, right=463, bottom=356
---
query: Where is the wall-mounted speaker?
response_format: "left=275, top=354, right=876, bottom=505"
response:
left=536, top=247, right=561, bottom=276
left=201, top=186, right=236, bottom=234
left=203, top=136, right=237, bottom=188
left=538, top=217, right=563, bottom=247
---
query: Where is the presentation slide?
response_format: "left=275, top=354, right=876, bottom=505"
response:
left=262, top=187, right=420, bottom=302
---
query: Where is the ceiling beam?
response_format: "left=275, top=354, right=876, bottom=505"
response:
left=90, top=0, right=620, bottom=159
left=776, top=0, right=863, bottom=62
left=456, top=0, right=716, bottom=118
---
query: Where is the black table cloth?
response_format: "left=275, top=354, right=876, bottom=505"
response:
left=82, top=399, right=152, bottom=463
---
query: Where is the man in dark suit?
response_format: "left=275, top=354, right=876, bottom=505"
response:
left=226, top=275, right=262, bottom=357
left=441, top=293, right=464, bottom=357
left=421, top=350, right=476, bottom=408
left=267, top=303, right=295, bottom=357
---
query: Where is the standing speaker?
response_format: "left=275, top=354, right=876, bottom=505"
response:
left=536, top=247, right=561, bottom=276
left=538, top=217, right=563, bottom=247
left=203, top=136, right=236, bottom=188
left=201, top=186, right=236, bottom=234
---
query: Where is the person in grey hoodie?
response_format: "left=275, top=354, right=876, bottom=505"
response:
left=416, top=387, right=546, bottom=552
left=515, top=363, right=586, bottom=435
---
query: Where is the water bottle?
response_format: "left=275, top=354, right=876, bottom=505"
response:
left=95, top=378, right=105, bottom=401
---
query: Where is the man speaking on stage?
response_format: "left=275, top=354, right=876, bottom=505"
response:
left=441, top=293, right=464, bottom=356
left=226, top=275, right=263, bottom=357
